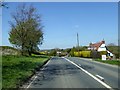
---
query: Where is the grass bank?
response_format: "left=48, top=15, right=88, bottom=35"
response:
left=93, top=59, right=120, bottom=66
left=2, top=55, right=50, bottom=88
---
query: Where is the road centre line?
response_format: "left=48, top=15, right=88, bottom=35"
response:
left=63, top=57, right=113, bottom=89
left=26, top=57, right=52, bottom=89
left=95, top=74, right=104, bottom=82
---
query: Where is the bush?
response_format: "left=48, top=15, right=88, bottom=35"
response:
left=70, top=49, right=74, bottom=57
left=48, top=50, right=57, bottom=56
left=90, top=50, right=101, bottom=59
left=107, top=46, right=119, bottom=58
left=99, top=51, right=107, bottom=56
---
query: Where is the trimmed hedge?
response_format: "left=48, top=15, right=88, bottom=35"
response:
left=74, top=51, right=91, bottom=58
left=73, top=51, right=107, bottom=58
left=81, top=51, right=91, bottom=58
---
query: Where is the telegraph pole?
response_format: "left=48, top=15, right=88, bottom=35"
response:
left=77, top=33, right=80, bottom=57
left=77, top=33, right=79, bottom=47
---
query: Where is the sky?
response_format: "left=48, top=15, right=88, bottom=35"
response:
left=1, top=2, right=118, bottom=50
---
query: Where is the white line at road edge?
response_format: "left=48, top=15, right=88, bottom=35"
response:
left=63, top=57, right=113, bottom=89
left=26, top=57, right=52, bottom=89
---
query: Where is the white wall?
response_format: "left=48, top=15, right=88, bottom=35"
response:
left=98, top=44, right=106, bottom=51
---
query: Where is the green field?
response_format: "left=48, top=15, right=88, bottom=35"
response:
left=2, top=55, right=49, bottom=88
left=94, top=59, right=120, bottom=66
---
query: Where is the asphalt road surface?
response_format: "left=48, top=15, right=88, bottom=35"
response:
left=67, top=57, right=119, bottom=89
left=23, top=57, right=119, bottom=89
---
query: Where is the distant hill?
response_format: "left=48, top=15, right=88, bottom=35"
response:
left=0, top=46, right=20, bottom=55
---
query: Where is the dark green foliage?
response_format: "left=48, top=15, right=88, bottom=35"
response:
left=90, top=50, right=101, bottom=59
left=99, top=51, right=107, bottom=56
left=65, top=48, right=71, bottom=54
left=48, top=49, right=57, bottom=56
left=107, top=46, right=119, bottom=58
left=70, top=47, right=76, bottom=57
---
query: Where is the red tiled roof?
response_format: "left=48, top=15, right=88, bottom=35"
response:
left=90, top=41, right=105, bottom=50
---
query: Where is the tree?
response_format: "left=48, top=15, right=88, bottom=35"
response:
left=48, top=49, right=57, bottom=56
left=0, top=0, right=9, bottom=8
left=65, top=48, right=71, bottom=53
left=9, top=4, right=43, bottom=56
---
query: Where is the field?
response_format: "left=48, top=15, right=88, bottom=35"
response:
left=2, top=55, right=50, bottom=88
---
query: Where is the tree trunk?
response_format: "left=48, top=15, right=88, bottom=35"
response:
left=28, top=50, right=31, bottom=56
left=21, top=43, right=24, bottom=56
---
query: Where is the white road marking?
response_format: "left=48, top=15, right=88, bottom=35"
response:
left=26, top=57, right=53, bottom=89
left=95, top=74, right=104, bottom=81
left=26, top=75, right=38, bottom=89
left=63, top=57, right=113, bottom=89
left=41, top=60, right=51, bottom=70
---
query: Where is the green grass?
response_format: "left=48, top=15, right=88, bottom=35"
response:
left=2, top=55, right=50, bottom=88
left=93, top=59, right=120, bottom=66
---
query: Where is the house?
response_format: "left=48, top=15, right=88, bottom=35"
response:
left=88, top=40, right=113, bottom=57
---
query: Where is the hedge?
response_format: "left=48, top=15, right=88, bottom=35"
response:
left=81, top=51, right=91, bottom=58
left=73, top=51, right=107, bottom=58
left=74, top=51, right=91, bottom=58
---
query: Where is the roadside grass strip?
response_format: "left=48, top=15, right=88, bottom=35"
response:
left=63, top=57, right=114, bottom=90
left=2, top=55, right=49, bottom=88
left=93, top=59, right=120, bottom=66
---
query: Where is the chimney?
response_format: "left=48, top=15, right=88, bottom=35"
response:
left=102, top=40, right=105, bottom=44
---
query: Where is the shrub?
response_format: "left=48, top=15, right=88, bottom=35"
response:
left=90, top=50, right=101, bottom=59
left=70, top=49, right=74, bottom=57
left=99, top=51, right=107, bottom=56
left=48, top=50, right=57, bottom=56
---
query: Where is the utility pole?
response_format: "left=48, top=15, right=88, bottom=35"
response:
left=77, top=33, right=80, bottom=57
left=77, top=33, right=79, bottom=47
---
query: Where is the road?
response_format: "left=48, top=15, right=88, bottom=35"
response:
left=67, top=57, right=119, bottom=89
left=23, top=57, right=119, bottom=89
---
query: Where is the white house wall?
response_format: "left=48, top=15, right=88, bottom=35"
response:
left=98, top=44, right=106, bottom=51
left=100, top=43, right=106, bottom=47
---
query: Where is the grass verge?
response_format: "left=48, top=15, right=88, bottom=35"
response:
left=2, top=55, right=50, bottom=89
left=93, top=59, right=120, bottom=66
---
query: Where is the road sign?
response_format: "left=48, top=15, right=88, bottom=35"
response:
left=102, top=55, right=106, bottom=60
